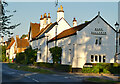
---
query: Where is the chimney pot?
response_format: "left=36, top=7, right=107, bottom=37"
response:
left=48, top=13, right=51, bottom=18
left=60, top=5, right=63, bottom=11
left=73, top=17, right=77, bottom=27
left=44, top=13, right=47, bottom=18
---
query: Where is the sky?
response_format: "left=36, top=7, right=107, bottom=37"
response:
left=4, top=0, right=120, bottom=2
left=3, top=1, right=118, bottom=41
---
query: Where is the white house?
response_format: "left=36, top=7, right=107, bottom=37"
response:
left=28, top=5, right=71, bottom=62
left=6, top=38, right=16, bottom=60
left=47, top=12, right=116, bottom=68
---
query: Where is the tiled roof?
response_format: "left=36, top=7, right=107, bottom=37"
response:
left=35, top=23, right=52, bottom=38
left=48, top=21, right=90, bottom=42
left=31, top=22, right=58, bottom=41
left=16, top=37, right=29, bottom=48
left=6, top=39, right=15, bottom=50
left=49, top=14, right=116, bottom=42
left=30, top=23, right=40, bottom=39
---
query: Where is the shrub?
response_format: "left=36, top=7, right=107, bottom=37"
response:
left=16, top=46, right=37, bottom=64
left=49, top=46, right=62, bottom=64
left=1, top=45, right=7, bottom=62
left=82, top=67, right=99, bottom=73
left=82, top=63, right=120, bottom=74
left=103, top=69, right=111, bottom=74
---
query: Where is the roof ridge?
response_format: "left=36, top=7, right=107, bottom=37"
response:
left=36, top=23, right=53, bottom=38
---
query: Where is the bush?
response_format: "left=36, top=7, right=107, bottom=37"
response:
left=49, top=46, right=62, bottom=64
left=16, top=52, right=26, bottom=64
left=82, top=63, right=120, bottom=74
left=16, top=46, right=37, bottom=64
left=82, top=67, right=99, bottom=73
left=1, top=45, right=7, bottom=62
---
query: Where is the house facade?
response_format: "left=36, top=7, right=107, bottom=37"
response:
left=15, top=35, right=29, bottom=53
left=47, top=12, right=116, bottom=68
left=28, top=5, right=71, bottom=62
left=28, top=5, right=118, bottom=68
left=6, top=35, right=29, bottom=60
left=6, top=38, right=16, bottom=60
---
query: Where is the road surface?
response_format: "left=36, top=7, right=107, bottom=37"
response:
left=2, top=63, right=86, bottom=83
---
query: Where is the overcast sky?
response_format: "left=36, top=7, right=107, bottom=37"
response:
left=3, top=1, right=118, bottom=41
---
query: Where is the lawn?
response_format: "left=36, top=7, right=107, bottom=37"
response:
left=7, top=63, right=55, bottom=74
left=85, top=77, right=120, bottom=83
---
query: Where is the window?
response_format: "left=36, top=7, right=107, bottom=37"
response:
left=99, top=55, right=101, bottom=62
left=39, top=53, right=41, bottom=59
left=91, top=54, right=106, bottom=63
left=69, top=49, right=71, bottom=62
left=95, top=38, right=98, bottom=45
left=95, top=37, right=102, bottom=45
left=99, top=37, right=102, bottom=45
left=103, top=56, right=106, bottom=63
left=91, top=55, right=94, bottom=62
left=95, top=55, right=98, bottom=62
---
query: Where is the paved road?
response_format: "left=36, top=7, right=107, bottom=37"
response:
left=2, top=63, right=86, bottom=83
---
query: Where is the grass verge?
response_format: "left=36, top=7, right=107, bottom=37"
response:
left=8, top=63, right=55, bottom=74
left=85, top=77, right=120, bottom=83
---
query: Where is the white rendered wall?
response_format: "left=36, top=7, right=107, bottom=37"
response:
left=46, top=18, right=71, bottom=41
left=9, top=42, right=16, bottom=59
left=73, top=16, right=116, bottom=68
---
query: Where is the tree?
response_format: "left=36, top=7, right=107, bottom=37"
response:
left=0, top=45, right=7, bottom=62
left=0, top=0, right=20, bottom=37
left=16, top=46, right=37, bottom=64
left=49, top=46, right=62, bottom=64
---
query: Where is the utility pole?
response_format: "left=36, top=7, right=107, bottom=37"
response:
left=115, top=22, right=119, bottom=63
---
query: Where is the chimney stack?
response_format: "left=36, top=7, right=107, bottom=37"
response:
left=43, top=13, right=47, bottom=28
left=40, top=15, right=44, bottom=29
left=16, top=35, right=19, bottom=39
left=48, top=13, right=51, bottom=24
left=57, top=5, right=64, bottom=22
left=73, top=18, right=77, bottom=27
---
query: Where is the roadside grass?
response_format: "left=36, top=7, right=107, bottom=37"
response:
left=7, top=63, right=55, bottom=74
left=85, top=77, right=120, bottom=83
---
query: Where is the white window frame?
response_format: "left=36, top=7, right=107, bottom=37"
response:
left=90, top=54, right=106, bottom=63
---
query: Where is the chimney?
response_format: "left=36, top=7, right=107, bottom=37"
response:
left=16, top=35, right=19, bottom=39
left=48, top=13, right=51, bottom=24
left=57, top=5, right=64, bottom=22
left=73, top=18, right=77, bottom=27
left=40, top=15, right=44, bottom=29
left=43, top=13, right=47, bottom=28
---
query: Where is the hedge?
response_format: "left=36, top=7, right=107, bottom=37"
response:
left=34, top=62, right=72, bottom=72
left=82, top=63, right=120, bottom=74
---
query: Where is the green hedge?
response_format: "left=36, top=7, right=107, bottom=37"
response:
left=82, top=63, right=120, bottom=74
left=34, top=62, right=72, bottom=72
left=16, top=46, right=37, bottom=64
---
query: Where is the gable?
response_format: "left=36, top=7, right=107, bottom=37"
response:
left=58, top=17, right=71, bottom=27
left=28, top=22, right=40, bottom=40
left=48, top=14, right=116, bottom=43
left=6, top=40, right=15, bottom=50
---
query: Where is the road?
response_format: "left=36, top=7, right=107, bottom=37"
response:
left=1, top=63, right=87, bottom=83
